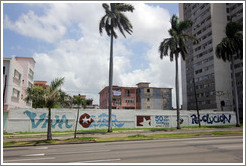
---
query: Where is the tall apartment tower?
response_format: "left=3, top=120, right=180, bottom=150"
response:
left=179, top=3, right=243, bottom=117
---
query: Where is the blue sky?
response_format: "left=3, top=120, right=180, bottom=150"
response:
left=3, top=2, right=180, bottom=106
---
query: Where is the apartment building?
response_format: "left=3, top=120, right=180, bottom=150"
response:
left=226, top=3, right=243, bottom=121
left=179, top=3, right=243, bottom=119
left=99, top=83, right=172, bottom=110
left=136, top=83, right=172, bottom=110
left=3, top=57, right=35, bottom=111
left=99, top=86, right=137, bottom=109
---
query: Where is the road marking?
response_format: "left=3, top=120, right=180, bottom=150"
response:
left=33, top=147, right=48, bottom=150
left=4, top=157, right=55, bottom=163
left=47, top=149, right=110, bottom=156
left=80, top=158, right=121, bottom=163
left=22, top=153, right=45, bottom=157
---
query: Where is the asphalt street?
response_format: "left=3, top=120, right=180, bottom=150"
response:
left=3, top=135, right=243, bottom=164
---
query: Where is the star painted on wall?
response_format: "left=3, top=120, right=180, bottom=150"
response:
left=139, top=117, right=151, bottom=126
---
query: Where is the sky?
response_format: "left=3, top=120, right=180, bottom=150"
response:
left=2, top=2, right=180, bottom=106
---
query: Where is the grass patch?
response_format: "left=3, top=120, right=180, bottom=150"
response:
left=3, top=130, right=242, bottom=148
left=128, top=134, right=148, bottom=138
left=4, top=124, right=243, bottom=136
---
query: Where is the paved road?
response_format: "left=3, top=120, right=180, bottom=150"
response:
left=3, top=135, right=243, bottom=163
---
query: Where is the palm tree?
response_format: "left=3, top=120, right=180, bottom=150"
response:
left=26, top=77, right=65, bottom=140
left=45, top=77, right=65, bottom=140
left=159, top=15, right=198, bottom=129
left=73, top=95, right=86, bottom=138
left=99, top=3, right=134, bottom=132
left=216, top=21, right=243, bottom=127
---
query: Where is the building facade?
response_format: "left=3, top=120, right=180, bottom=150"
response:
left=99, top=86, right=137, bottom=109
left=3, top=57, right=36, bottom=111
left=136, top=83, right=172, bottom=110
left=179, top=3, right=243, bottom=119
left=99, top=83, right=172, bottom=110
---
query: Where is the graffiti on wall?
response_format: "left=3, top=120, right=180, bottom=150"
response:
left=79, top=113, right=94, bottom=128
left=137, top=116, right=151, bottom=127
left=155, top=116, right=170, bottom=127
left=24, top=110, right=73, bottom=129
left=191, top=114, right=231, bottom=124
left=80, top=113, right=125, bottom=128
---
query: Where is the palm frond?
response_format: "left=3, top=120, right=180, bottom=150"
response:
left=99, top=3, right=134, bottom=39
left=50, top=77, right=64, bottom=92
left=115, top=3, right=134, bottom=12
left=177, top=20, right=192, bottom=33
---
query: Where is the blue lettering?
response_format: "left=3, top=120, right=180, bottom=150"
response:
left=24, top=110, right=72, bottom=129
left=191, top=114, right=232, bottom=124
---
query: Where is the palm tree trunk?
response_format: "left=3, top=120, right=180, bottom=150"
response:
left=175, top=54, right=181, bottom=129
left=231, top=57, right=240, bottom=127
left=47, top=108, right=52, bottom=140
left=74, top=107, right=80, bottom=138
left=108, top=32, right=113, bottom=132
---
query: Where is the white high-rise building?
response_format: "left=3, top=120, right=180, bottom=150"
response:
left=179, top=3, right=243, bottom=121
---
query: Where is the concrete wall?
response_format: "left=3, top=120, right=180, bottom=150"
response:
left=4, top=109, right=236, bottom=133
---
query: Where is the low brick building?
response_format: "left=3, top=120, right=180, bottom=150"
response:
left=99, top=82, right=172, bottom=110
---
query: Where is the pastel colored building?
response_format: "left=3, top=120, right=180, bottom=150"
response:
left=99, top=86, right=137, bottom=109
left=99, top=83, right=172, bottom=110
left=3, top=57, right=35, bottom=111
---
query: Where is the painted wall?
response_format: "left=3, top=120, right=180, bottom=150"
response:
left=4, top=109, right=236, bottom=133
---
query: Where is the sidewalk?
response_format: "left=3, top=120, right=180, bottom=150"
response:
left=3, top=127, right=243, bottom=143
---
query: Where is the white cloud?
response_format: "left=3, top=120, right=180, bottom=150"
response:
left=5, top=3, right=181, bottom=107
left=126, top=3, right=171, bottom=45
left=4, top=10, right=66, bottom=43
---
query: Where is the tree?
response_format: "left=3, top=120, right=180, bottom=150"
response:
left=73, top=95, right=86, bottom=138
left=25, top=85, right=46, bottom=108
left=159, top=15, right=198, bottom=129
left=26, top=77, right=65, bottom=140
left=99, top=3, right=134, bottom=132
left=59, top=90, right=73, bottom=108
left=215, top=21, right=243, bottom=127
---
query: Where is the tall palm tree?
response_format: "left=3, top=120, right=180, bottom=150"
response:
left=216, top=21, right=243, bottom=127
left=99, top=3, right=134, bottom=132
left=26, top=77, right=65, bottom=140
left=159, top=15, right=198, bottom=129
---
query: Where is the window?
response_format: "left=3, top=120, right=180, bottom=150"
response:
left=195, top=69, right=202, bottom=74
left=147, top=89, right=150, bottom=93
left=29, top=68, right=34, bottom=79
left=125, top=90, right=130, bottom=97
left=28, top=81, right=33, bottom=88
left=14, top=69, right=21, bottom=80
left=3, top=66, right=5, bottom=75
left=12, top=88, right=20, bottom=98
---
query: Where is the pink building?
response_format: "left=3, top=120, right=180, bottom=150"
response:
left=99, top=83, right=172, bottom=110
left=3, top=57, right=35, bottom=111
left=99, top=86, right=137, bottom=109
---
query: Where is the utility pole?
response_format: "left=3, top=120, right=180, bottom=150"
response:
left=193, top=78, right=201, bottom=128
